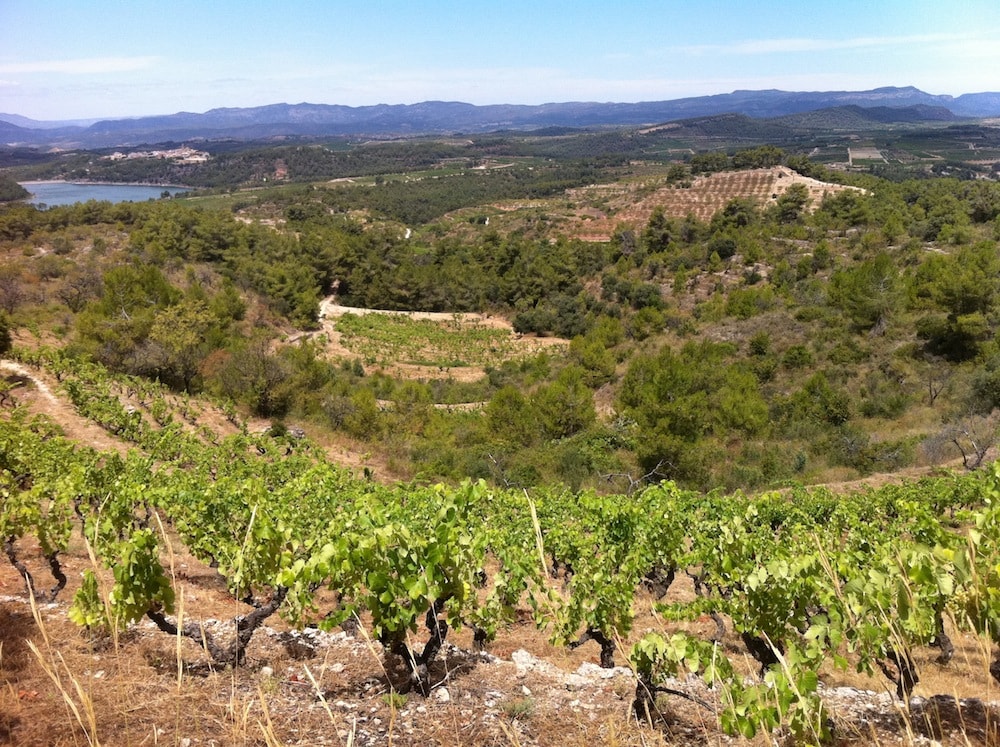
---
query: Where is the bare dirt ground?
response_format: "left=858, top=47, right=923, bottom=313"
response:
left=2, top=532, right=998, bottom=747
left=317, top=298, right=515, bottom=331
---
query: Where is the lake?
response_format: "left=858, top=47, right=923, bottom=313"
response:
left=19, top=181, right=189, bottom=207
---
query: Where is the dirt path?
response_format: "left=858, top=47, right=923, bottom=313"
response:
left=0, top=357, right=405, bottom=481
left=0, top=360, right=58, bottom=405
left=0, top=359, right=129, bottom=454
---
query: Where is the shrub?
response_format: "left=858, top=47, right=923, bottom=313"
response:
left=782, top=344, right=814, bottom=369
left=0, top=312, right=11, bottom=354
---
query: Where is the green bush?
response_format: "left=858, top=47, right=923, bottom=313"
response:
left=0, top=312, right=11, bottom=354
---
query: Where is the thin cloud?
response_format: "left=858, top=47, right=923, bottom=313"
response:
left=0, top=57, right=159, bottom=75
left=676, top=32, right=980, bottom=56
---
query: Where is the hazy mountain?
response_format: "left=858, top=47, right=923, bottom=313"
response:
left=950, top=92, right=1000, bottom=117
left=2, top=87, right=998, bottom=148
left=0, top=113, right=104, bottom=129
left=0, top=120, right=32, bottom=140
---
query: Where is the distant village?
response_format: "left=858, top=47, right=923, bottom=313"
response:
left=103, top=146, right=209, bottom=164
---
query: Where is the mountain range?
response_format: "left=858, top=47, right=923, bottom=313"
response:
left=2, top=86, right=999, bottom=149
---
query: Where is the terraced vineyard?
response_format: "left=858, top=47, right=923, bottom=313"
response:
left=314, top=298, right=568, bottom=382
left=566, top=166, right=863, bottom=240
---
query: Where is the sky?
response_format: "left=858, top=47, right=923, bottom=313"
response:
left=2, top=0, right=1000, bottom=122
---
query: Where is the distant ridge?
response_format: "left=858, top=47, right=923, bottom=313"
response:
left=2, top=86, right=999, bottom=148
left=0, top=113, right=104, bottom=129
left=771, top=104, right=959, bottom=130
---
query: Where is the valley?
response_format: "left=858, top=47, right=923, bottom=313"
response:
left=4, top=105, right=1000, bottom=746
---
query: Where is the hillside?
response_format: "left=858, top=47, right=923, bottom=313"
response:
left=562, top=166, right=863, bottom=241
left=773, top=104, right=958, bottom=130
left=5, top=142, right=1000, bottom=745
left=3, top=146, right=1000, bottom=492
left=2, top=341, right=1000, bottom=747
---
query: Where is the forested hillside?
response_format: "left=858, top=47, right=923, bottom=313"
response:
left=3, top=147, right=1000, bottom=491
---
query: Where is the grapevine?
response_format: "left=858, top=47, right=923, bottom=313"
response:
left=4, top=350, right=1000, bottom=742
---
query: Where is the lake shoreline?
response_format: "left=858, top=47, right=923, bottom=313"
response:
left=17, top=180, right=192, bottom=207
left=19, top=179, right=194, bottom=189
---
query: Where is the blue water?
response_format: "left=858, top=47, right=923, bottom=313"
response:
left=20, top=181, right=189, bottom=207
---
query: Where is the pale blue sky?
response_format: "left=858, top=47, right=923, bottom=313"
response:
left=2, top=0, right=999, bottom=120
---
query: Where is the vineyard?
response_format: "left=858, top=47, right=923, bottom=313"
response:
left=565, top=167, right=863, bottom=241
left=3, top=350, right=1000, bottom=746
left=317, top=302, right=566, bottom=380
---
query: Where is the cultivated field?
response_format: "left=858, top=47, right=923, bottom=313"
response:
left=1, top=363, right=998, bottom=747
left=563, top=166, right=863, bottom=241
left=310, top=298, right=568, bottom=382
